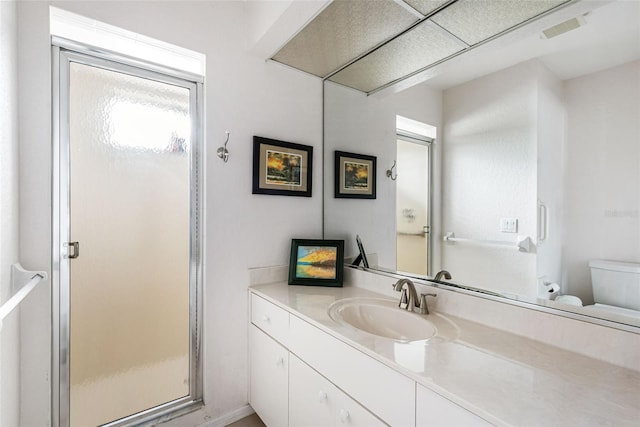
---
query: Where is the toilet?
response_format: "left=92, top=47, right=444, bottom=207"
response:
left=589, top=259, right=640, bottom=313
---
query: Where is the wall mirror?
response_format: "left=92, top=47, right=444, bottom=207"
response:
left=321, top=0, right=640, bottom=329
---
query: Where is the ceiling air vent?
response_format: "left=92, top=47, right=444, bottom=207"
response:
left=541, top=15, right=586, bottom=39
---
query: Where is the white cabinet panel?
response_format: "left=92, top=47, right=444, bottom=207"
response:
left=251, top=294, right=289, bottom=346
left=416, top=384, right=493, bottom=426
left=250, top=325, right=289, bottom=427
left=290, top=355, right=385, bottom=427
left=335, top=392, right=385, bottom=427
left=290, top=355, right=338, bottom=427
left=250, top=291, right=494, bottom=427
left=289, top=315, right=414, bottom=426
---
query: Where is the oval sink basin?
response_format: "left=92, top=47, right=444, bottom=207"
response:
left=328, top=297, right=457, bottom=342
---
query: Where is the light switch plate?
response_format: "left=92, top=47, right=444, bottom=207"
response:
left=500, top=218, right=518, bottom=233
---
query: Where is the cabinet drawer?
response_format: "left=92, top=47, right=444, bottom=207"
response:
left=251, top=293, right=289, bottom=345
left=416, top=384, right=493, bottom=426
left=290, top=355, right=385, bottom=427
left=335, top=392, right=386, bottom=427
left=289, top=315, right=414, bottom=426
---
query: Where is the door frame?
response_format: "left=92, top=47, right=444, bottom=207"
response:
left=395, top=130, right=433, bottom=277
left=51, top=40, right=204, bottom=427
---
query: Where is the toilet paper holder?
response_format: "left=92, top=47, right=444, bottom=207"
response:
left=540, top=280, right=560, bottom=300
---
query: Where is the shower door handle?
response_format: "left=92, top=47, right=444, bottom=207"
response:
left=66, top=241, right=79, bottom=259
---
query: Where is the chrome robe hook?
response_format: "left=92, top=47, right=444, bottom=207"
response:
left=217, top=131, right=231, bottom=163
left=386, top=160, right=397, bottom=180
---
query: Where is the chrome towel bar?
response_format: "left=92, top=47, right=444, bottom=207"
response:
left=0, top=263, right=47, bottom=330
left=443, top=232, right=532, bottom=253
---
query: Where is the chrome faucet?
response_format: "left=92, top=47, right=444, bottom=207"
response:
left=392, top=278, right=436, bottom=314
left=393, top=278, right=418, bottom=311
left=434, top=270, right=452, bottom=281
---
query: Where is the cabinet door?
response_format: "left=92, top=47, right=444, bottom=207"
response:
left=290, top=355, right=385, bottom=427
left=290, top=355, right=336, bottom=427
left=250, top=325, right=288, bottom=427
left=416, top=384, right=493, bottom=426
left=289, top=315, right=414, bottom=426
left=335, top=393, right=386, bottom=427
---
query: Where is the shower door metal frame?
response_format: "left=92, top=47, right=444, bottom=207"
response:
left=52, top=41, right=204, bottom=427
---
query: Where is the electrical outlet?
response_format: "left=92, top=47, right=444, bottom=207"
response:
left=500, top=218, right=518, bottom=233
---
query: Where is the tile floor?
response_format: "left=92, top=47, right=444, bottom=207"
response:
left=226, top=412, right=265, bottom=427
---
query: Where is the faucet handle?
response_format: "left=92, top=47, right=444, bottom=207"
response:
left=418, top=293, right=437, bottom=315
left=398, top=288, right=409, bottom=310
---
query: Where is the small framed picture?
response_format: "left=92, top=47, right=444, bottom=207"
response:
left=353, top=234, right=369, bottom=268
left=334, top=151, right=376, bottom=199
left=288, top=239, right=345, bottom=287
left=253, top=136, right=313, bottom=197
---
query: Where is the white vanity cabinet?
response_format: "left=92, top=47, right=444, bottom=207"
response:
left=249, top=325, right=289, bottom=427
left=289, top=355, right=384, bottom=427
left=288, top=315, right=415, bottom=426
left=249, top=295, right=291, bottom=427
left=416, top=384, right=492, bottom=426
left=249, top=291, right=493, bottom=427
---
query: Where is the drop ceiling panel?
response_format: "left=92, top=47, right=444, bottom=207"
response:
left=430, top=0, right=569, bottom=45
left=403, top=0, right=452, bottom=16
left=329, top=21, right=464, bottom=93
left=272, top=0, right=418, bottom=77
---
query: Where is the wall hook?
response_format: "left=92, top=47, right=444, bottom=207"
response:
left=386, top=160, right=397, bottom=180
left=217, top=131, right=231, bottom=163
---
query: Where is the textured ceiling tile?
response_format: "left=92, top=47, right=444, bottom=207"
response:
left=272, top=0, right=418, bottom=77
left=403, top=0, right=452, bottom=16
left=430, top=0, right=569, bottom=45
left=329, top=21, right=464, bottom=93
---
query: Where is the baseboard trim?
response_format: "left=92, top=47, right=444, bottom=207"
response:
left=201, top=404, right=255, bottom=427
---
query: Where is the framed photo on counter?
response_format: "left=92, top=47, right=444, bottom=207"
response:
left=288, top=239, right=344, bottom=287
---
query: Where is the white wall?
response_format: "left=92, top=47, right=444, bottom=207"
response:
left=442, top=61, right=539, bottom=297
left=562, top=60, right=640, bottom=303
left=324, top=81, right=442, bottom=269
left=16, top=1, right=322, bottom=425
left=0, top=2, right=20, bottom=425
left=536, top=62, right=566, bottom=297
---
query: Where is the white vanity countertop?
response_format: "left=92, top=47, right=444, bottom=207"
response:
left=250, top=282, right=640, bottom=427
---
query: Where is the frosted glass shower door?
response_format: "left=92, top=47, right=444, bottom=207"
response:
left=67, top=61, right=192, bottom=426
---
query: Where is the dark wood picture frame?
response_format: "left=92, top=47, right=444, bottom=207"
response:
left=253, top=136, right=313, bottom=197
left=288, top=239, right=344, bottom=287
left=334, top=150, right=376, bottom=199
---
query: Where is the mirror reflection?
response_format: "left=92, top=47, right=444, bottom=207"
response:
left=323, top=0, right=640, bottom=327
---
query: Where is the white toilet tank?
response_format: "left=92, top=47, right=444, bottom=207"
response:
left=589, top=259, right=640, bottom=311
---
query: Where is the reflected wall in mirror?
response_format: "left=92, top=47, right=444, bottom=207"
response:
left=323, top=0, right=640, bottom=328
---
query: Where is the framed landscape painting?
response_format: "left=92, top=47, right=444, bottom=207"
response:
left=288, top=239, right=344, bottom=287
left=334, top=150, right=376, bottom=199
left=253, top=136, right=313, bottom=197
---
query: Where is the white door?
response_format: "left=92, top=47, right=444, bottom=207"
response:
left=396, top=137, right=431, bottom=276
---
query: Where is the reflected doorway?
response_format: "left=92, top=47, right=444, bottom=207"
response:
left=395, top=117, right=434, bottom=277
